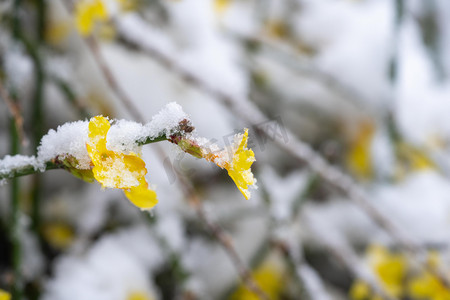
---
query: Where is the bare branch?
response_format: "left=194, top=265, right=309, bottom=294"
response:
left=0, top=80, right=27, bottom=146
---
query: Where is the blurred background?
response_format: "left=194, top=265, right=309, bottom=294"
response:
left=1, top=0, right=450, bottom=299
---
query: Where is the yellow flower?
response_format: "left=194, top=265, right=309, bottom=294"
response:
left=349, top=280, right=370, bottom=300
left=86, top=116, right=158, bottom=210
left=214, top=0, right=231, bottom=16
left=408, top=251, right=450, bottom=300
left=367, top=244, right=407, bottom=298
left=0, top=290, right=10, bottom=300
left=203, top=129, right=256, bottom=200
left=127, top=291, right=154, bottom=300
left=346, top=120, right=375, bottom=180
left=408, top=272, right=450, bottom=300
left=42, top=222, right=75, bottom=250
left=75, top=0, right=108, bottom=36
left=230, top=261, right=284, bottom=300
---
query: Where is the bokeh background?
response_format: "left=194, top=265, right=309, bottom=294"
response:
left=1, top=0, right=450, bottom=299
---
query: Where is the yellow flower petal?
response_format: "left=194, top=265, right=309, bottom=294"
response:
left=346, top=120, right=374, bottom=180
left=230, top=259, right=284, bottom=300
left=201, top=129, right=256, bottom=200
left=127, top=291, right=154, bottom=300
left=367, top=244, right=407, bottom=298
left=75, top=0, right=108, bottom=36
left=42, top=223, right=75, bottom=250
left=227, top=129, right=256, bottom=200
left=88, top=115, right=109, bottom=152
left=349, top=280, right=370, bottom=300
left=86, top=115, right=158, bottom=210
left=0, top=290, right=10, bottom=300
left=124, top=180, right=158, bottom=210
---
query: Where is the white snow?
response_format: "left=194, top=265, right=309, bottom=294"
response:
left=141, top=102, right=189, bottom=140
left=0, top=154, right=45, bottom=176
left=43, top=226, right=163, bottom=300
left=37, top=120, right=91, bottom=169
left=261, top=168, right=308, bottom=221
left=107, top=119, right=145, bottom=154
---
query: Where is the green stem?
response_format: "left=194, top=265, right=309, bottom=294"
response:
left=137, top=134, right=168, bottom=145
left=10, top=119, right=22, bottom=300
left=52, top=78, right=91, bottom=119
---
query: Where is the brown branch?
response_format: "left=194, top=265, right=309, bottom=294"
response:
left=85, top=36, right=145, bottom=123
left=302, top=217, right=398, bottom=300
left=0, top=80, right=27, bottom=146
left=182, top=182, right=270, bottom=300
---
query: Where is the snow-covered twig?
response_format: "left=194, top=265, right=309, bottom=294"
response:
left=304, top=216, right=397, bottom=300
left=296, top=264, right=332, bottom=300
left=226, top=30, right=368, bottom=111
left=191, top=195, right=270, bottom=300
left=0, top=112, right=190, bottom=181
left=115, top=15, right=450, bottom=288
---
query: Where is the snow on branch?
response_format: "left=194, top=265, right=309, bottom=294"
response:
left=0, top=102, right=189, bottom=181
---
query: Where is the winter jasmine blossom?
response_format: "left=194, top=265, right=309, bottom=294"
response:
left=86, top=116, right=157, bottom=210
left=201, top=129, right=256, bottom=200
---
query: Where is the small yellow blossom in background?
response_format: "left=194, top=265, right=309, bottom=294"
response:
left=265, top=20, right=289, bottom=40
left=45, top=19, right=72, bottom=46
left=367, top=244, right=406, bottom=298
left=408, top=271, right=450, bottom=300
left=86, top=116, right=158, bottom=210
left=75, top=0, right=108, bottom=36
left=394, top=141, right=436, bottom=180
left=346, top=120, right=375, bottom=180
left=230, top=260, right=285, bottom=300
left=42, top=222, right=75, bottom=250
left=408, top=251, right=450, bottom=300
left=349, top=279, right=371, bottom=300
left=350, top=245, right=450, bottom=300
left=0, top=290, right=10, bottom=300
left=214, top=0, right=231, bottom=16
left=127, top=291, right=153, bottom=300
left=117, top=0, right=139, bottom=12
left=203, top=129, right=256, bottom=200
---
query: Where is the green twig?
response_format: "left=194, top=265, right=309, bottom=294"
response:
left=51, top=78, right=91, bottom=119
left=10, top=119, right=22, bottom=300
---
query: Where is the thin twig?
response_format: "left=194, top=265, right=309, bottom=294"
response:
left=227, top=30, right=368, bottom=111
left=303, top=216, right=398, bottom=300
left=0, top=80, right=26, bottom=146
left=184, top=185, right=270, bottom=300
left=114, top=16, right=450, bottom=288
left=85, top=37, right=145, bottom=123
left=9, top=115, right=22, bottom=300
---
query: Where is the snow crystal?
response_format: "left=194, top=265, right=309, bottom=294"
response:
left=155, top=213, right=186, bottom=252
left=0, top=155, right=45, bottom=177
left=261, top=168, right=308, bottom=221
left=107, top=119, right=144, bottom=154
left=141, top=102, right=189, bottom=140
left=37, top=120, right=91, bottom=169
